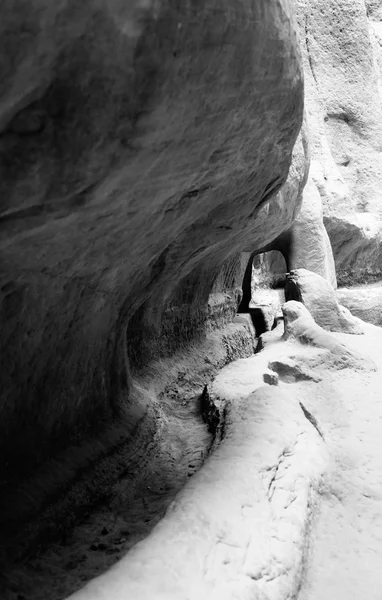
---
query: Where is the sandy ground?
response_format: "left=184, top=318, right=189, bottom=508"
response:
left=4, top=318, right=382, bottom=600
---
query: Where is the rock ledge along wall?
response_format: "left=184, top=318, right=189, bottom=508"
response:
left=0, top=0, right=304, bottom=556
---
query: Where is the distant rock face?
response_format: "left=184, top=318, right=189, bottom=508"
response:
left=0, top=0, right=304, bottom=534
left=296, top=0, right=382, bottom=284
left=288, top=178, right=337, bottom=288
left=285, top=268, right=364, bottom=334
left=337, top=285, right=382, bottom=326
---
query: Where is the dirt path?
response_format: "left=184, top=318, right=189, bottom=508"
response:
left=298, top=324, right=382, bottom=600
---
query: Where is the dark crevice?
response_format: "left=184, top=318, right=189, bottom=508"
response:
left=199, top=385, right=227, bottom=450
left=305, top=15, right=318, bottom=85
left=180, top=185, right=211, bottom=200
left=299, top=402, right=325, bottom=440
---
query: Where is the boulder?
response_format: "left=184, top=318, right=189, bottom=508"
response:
left=285, top=268, right=364, bottom=335
left=282, top=301, right=375, bottom=372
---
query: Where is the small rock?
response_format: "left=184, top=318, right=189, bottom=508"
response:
left=263, top=371, right=279, bottom=386
left=101, top=526, right=109, bottom=536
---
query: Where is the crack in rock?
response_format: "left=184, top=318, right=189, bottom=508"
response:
left=299, top=402, right=325, bottom=440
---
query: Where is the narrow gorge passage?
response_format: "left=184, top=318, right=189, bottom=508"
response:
left=2, top=0, right=382, bottom=598
left=3, top=393, right=214, bottom=600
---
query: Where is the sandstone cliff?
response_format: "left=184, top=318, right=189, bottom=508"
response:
left=296, top=0, right=382, bottom=285
left=0, top=0, right=305, bottom=566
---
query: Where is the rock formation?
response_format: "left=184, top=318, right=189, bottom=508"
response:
left=0, top=0, right=306, bottom=572
left=337, top=284, right=382, bottom=326
left=296, top=0, right=382, bottom=285
left=282, top=300, right=375, bottom=371
left=285, top=268, right=364, bottom=334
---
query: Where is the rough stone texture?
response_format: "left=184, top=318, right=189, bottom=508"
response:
left=0, top=0, right=304, bottom=557
left=337, top=284, right=382, bottom=326
left=66, top=384, right=325, bottom=600
left=296, top=0, right=382, bottom=284
left=263, top=370, right=280, bottom=386
left=285, top=268, right=364, bottom=334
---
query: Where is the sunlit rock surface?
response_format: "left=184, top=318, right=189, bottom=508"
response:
left=296, top=0, right=382, bottom=284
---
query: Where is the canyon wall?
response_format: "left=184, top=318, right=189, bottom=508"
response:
left=296, top=0, right=382, bottom=285
left=0, top=0, right=306, bottom=554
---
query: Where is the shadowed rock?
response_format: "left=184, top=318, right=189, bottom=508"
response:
left=0, top=0, right=305, bottom=566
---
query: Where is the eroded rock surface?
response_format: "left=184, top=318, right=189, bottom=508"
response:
left=0, top=0, right=305, bottom=575
left=66, top=386, right=325, bottom=600
left=282, top=300, right=376, bottom=371
left=296, top=0, right=382, bottom=284
left=285, top=268, right=363, bottom=334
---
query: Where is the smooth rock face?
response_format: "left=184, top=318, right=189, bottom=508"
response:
left=296, top=0, right=382, bottom=284
left=337, top=285, right=382, bottom=326
left=288, top=178, right=337, bottom=288
left=285, top=268, right=364, bottom=334
left=0, top=0, right=304, bottom=540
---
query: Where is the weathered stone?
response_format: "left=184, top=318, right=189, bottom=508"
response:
left=337, top=285, right=382, bottom=327
left=66, top=385, right=325, bottom=600
left=233, top=313, right=257, bottom=348
left=282, top=301, right=375, bottom=372
left=0, top=0, right=304, bottom=553
left=263, top=371, right=279, bottom=386
left=285, top=268, right=364, bottom=335
left=296, top=0, right=382, bottom=284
